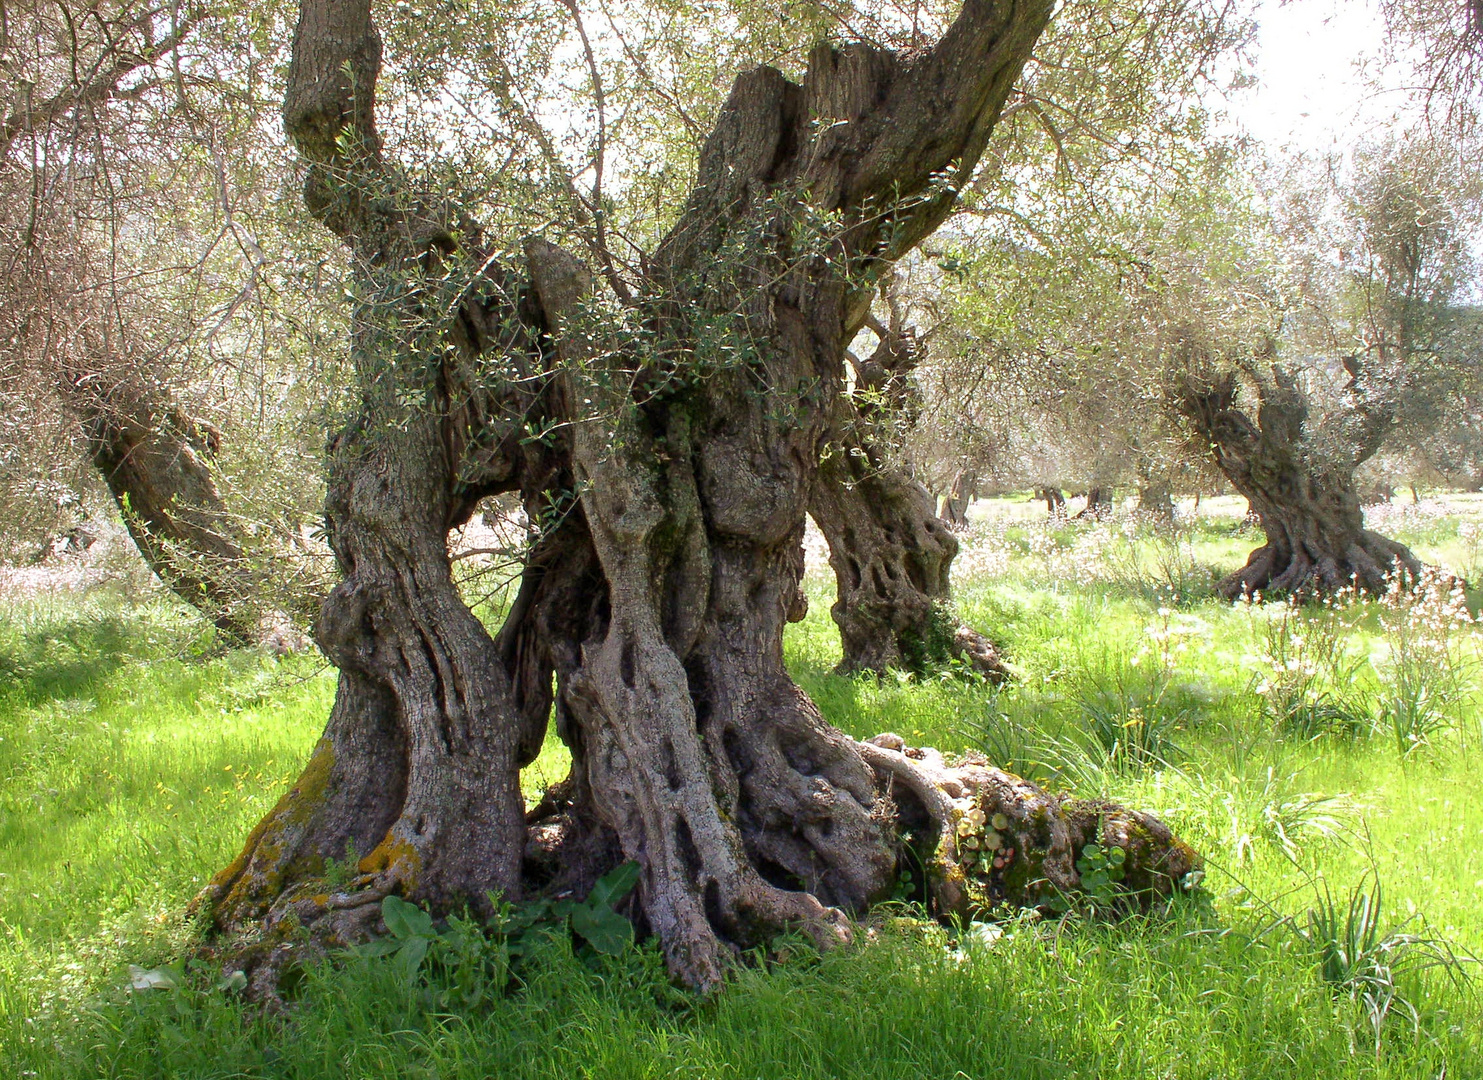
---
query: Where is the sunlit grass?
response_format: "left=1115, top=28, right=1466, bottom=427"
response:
left=4, top=497, right=1483, bottom=1078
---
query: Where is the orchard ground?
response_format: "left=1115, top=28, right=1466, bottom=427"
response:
left=3, top=493, right=1482, bottom=1079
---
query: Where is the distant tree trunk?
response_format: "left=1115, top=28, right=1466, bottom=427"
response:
left=199, top=0, right=1198, bottom=999
left=72, top=382, right=264, bottom=644
left=811, top=438, right=1004, bottom=680
left=1074, top=486, right=1112, bottom=520
left=940, top=470, right=977, bottom=528
left=1036, top=485, right=1066, bottom=517
left=1136, top=484, right=1174, bottom=521
left=1132, top=451, right=1176, bottom=524
left=1177, top=366, right=1420, bottom=598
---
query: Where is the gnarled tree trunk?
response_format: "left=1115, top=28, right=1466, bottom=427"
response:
left=811, top=438, right=1004, bottom=679
left=810, top=278, right=1003, bottom=679
left=1178, top=366, right=1420, bottom=598
left=198, top=0, right=1197, bottom=998
left=941, top=470, right=978, bottom=528
left=71, top=380, right=265, bottom=645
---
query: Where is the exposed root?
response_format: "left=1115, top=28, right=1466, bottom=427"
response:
left=861, top=733, right=1200, bottom=921
left=1060, top=798, right=1204, bottom=898
left=856, top=738, right=969, bottom=915
left=205, top=727, right=1203, bottom=1005
left=193, top=869, right=400, bottom=1011
left=1219, top=529, right=1427, bottom=601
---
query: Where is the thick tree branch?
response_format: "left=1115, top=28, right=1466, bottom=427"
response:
left=282, top=0, right=387, bottom=240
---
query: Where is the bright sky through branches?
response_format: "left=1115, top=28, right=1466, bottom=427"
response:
left=1236, top=0, right=1410, bottom=153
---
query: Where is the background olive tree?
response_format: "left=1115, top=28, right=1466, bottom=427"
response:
left=0, top=1, right=342, bottom=639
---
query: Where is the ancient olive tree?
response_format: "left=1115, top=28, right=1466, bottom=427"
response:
left=1175, top=356, right=1425, bottom=598
left=198, top=0, right=1199, bottom=995
left=1176, top=139, right=1478, bottom=598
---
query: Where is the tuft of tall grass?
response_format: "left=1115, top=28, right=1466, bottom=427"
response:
left=1062, top=650, right=1189, bottom=771
left=1372, top=569, right=1476, bottom=757
left=1281, top=872, right=1477, bottom=1056
left=1247, top=599, right=1371, bottom=740
left=1183, top=765, right=1356, bottom=865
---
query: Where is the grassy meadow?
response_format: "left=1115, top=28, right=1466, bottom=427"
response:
left=3, top=493, right=1483, bottom=1078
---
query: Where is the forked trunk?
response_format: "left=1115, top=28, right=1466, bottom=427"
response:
left=1178, top=368, right=1420, bottom=598
left=199, top=0, right=1199, bottom=997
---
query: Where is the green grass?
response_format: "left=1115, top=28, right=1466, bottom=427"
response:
left=4, top=500, right=1483, bottom=1079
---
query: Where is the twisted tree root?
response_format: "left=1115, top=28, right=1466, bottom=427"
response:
left=198, top=729, right=1202, bottom=1007
left=860, top=734, right=1201, bottom=921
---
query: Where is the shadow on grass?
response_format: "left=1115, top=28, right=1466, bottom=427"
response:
left=0, top=611, right=137, bottom=700
left=0, top=597, right=213, bottom=702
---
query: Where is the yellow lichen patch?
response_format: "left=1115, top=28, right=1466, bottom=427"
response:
left=357, top=829, right=422, bottom=888
left=280, top=739, right=337, bottom=823
left=196, top=739, right=337, bottom=922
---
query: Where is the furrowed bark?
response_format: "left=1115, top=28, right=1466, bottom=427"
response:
left=197, top=0, right=537, bottom=994
left=811, top=432, right=1005, bottom=679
